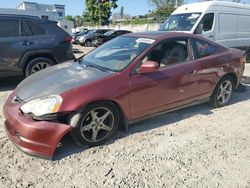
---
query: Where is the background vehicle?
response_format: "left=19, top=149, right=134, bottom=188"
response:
left=160, top=1, right=250, bottom=60
left=72, top=29, right=89, bottom=44
left=78, top=29, right=112, bottom=46
left=0, top=14, right=74, bottom=77
left=92, top=30, right=132, bottom=47
left=3, top=32, right=246, bottom=158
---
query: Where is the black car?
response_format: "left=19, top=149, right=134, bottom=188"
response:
left=93, top=30, right=132, bottom=47
left=0, top=14, right=74, bottom=77
left=78, top=29, right=112, bottom=46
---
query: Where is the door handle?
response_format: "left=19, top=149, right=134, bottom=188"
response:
left=19, top=41, right=34, bottom=46
left=189, top=70, right=197, bottom=75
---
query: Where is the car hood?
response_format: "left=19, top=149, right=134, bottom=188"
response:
left=15, top=62, right=114, bottom=102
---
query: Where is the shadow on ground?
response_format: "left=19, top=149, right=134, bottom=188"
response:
left=54, top=84, right=250, bottom=160
left=0, top=77, right=23, bottom=92
left=73, top=48, right=84, bottom=54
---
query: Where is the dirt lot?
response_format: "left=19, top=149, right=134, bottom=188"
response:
left=0, top=47, right=250, bottom=188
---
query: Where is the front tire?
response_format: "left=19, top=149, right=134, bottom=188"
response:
left=70, top=102, right=119, bottom=147
left=210, top=77, right=234, bottom=108
left=25, top=57, right=54, bottom=77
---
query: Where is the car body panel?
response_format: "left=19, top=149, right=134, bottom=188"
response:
left=15, top=62, right=114, bottom=102
left=3, top=32, right=245, bottom=158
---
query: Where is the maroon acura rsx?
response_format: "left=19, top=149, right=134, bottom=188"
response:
left=3, top=32, right=245, bottom=159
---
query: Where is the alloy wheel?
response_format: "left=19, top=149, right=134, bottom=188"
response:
left=31, top=62, right=50, bottom=74
left=217, top=80, right=233, bottom=105
left=80, top=107, right=114, bottom=142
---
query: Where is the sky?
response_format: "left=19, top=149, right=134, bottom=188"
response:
left=1, top=0, right=250, bottom=17
left=0, top=0, right=152, bottom=16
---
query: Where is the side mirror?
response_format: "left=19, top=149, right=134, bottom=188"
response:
left=138, top=61, right=159, bottom=74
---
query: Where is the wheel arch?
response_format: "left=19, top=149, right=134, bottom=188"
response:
left=220, top=72, right=238, bottom=89
left=69, top=99, right=129, bottom=132
left=211, top=72, right=238, bottom=96
left=20, top=51, right=58, bottom=73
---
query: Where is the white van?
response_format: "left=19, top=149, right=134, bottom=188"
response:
left=160, top=1, right=250, bottom=58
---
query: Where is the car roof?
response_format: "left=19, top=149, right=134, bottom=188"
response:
left=0, top=14, right=56, bottom=23
left=115, top=30, right=131, bottom=32
left=124, top=31, right=226, bottom=49
left=0, top=14, right=39, bottom=19
left=124, top=31, right=192, bottom=40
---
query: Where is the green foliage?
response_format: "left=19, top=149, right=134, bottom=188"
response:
left=112, top=18, right=154, bottom=25
left=65, top=15, right=74, bottom=22
left=84, top=0, right=118, bottom=25
left=147, top=0, right=178, bottom=22
left=74, top=15, right=84, bottom=27
left=148, top=0, right=183, bottom=8
left=152, top=6, right=175, bottom=22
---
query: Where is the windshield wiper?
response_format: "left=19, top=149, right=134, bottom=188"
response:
left=83, top=63, right=113, bottom=72
left=74, top=54, right=85, bottom=63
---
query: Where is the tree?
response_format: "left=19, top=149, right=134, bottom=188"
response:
left=65, top=15, right=75, bottom=22
left=120, top=6, right=124, bottom=19
left=74, top=15, right=84, bottom=27
left=84, top=0, right=118, bottom=25
left=148, top=0, right=183, bottom=8
left=153, top=6, right=175, bottom=21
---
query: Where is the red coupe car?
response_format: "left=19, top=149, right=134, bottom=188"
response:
left=3, top=32, right=245, bottom=159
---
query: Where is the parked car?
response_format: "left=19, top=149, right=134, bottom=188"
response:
left=160, top=1, right=250, bottom=61
left=72, top=29, right=89, bottom=44
left=78, top=29, right=112, bottom=46
left=0, top=14, right=74, bottom=77
left=93, top=30, right=132, bottom=47
left=3, top=32, right=245, bottom=159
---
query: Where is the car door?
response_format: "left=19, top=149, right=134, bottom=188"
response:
left=129, top=38, right=201, bottom=120
left=191, top=38, right=223, bottom=97
left=0, top=18, right=36, bottom=77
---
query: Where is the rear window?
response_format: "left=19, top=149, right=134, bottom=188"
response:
left=0, top=19, right=20, bottom=37
left=21, top=20, right=31, bottom=36
left=193, top=39, right=216, bottom=58
left=26, top=20, right=46, bottom=35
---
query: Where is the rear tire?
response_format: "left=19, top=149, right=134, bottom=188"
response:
left=210, top=76, right=234, bottom=108
left=85, top=39, right=92, bottom=47
left=70, top=102, right=119, bottom=147
left=25, top=57, right=54, bottom=77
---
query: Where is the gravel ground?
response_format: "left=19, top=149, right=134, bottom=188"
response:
left=0, top=49, right=249, bottom=187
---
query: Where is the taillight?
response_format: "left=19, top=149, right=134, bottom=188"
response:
left=65, top=36, right=73, bottom=43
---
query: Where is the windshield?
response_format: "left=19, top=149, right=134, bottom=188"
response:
left=81, top=36, right=154, bottom=72
left=160, top=13, right=201, bottom=31
left=104, top=30, right=114, bottom=36
left=79, top=30, right=89, bottom=35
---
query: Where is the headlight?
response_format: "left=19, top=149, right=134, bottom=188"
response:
left=80, top=36, right=85, bottom=40
left=20, top=95, right=63, bottom=117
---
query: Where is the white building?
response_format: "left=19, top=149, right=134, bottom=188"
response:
left=0, top=1, right=74, bottom=34
left=16, top=1, right=65, bottom=21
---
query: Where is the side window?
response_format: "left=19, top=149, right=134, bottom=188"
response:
left=142, top=39, right=189, bottom=68
left=196, top=13, right=214, bottom=33
left=0, top=19, right=20, bottom=37
left=26, top=20, right=46, bottom=35
left=21, top=21, right=31, bottom=36
left=193, top=39, right=216, bottom=58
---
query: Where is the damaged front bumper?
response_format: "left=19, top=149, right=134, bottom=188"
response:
left=3, top=94, right=73, bottom=159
